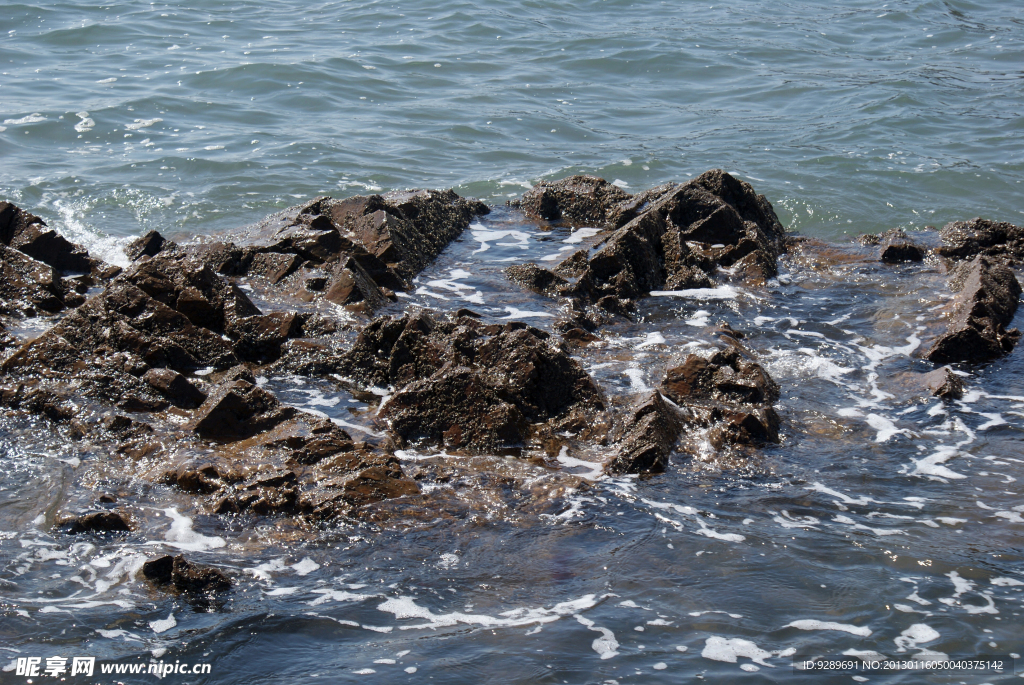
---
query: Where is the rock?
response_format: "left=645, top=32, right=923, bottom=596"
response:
left=937, top=217, right=1024, bottom=263
left=227, top=311, right=301, bottom=363
left=0, top=243, right=81, bottom=316
left=143, top=368, right=207, bottom=408
left=504, top=263, right=569, bottom=297
left=329, top=189, right=489, bottom=279
left=300, top=456, right=419, bottom=519
left=709, top=406, right=781, bottom=447
left=544, top=169, right=786, bottom=308
left=926, top=255, right=1022, bottom=363
left=661, top=347, right=780, bottom=406
left=922, top=367, right=965, bottom=400
left=860, top=228, right=925, bottom=263
left=606, top=391, right=684, bottom=475
left=185, top=380, right=297, bottom=441
left=0, top=201, right=95, bottom=273
left=143, top=554, right=231, bottom=594
left=248, top=251, right=303, bottom=284
left=333, top=311, right=602, bottom=451
left=56, top=510, right=131, bottom=534
left=125, top=230, right=174, bottom=260
left=517, top=175, right=633, bottom=227
left=215, top=470, right=299, bottom=515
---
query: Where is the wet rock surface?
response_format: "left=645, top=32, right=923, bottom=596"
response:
left=859, top=227, right=926, bottom=263
left=926, top=255, right=1022, bottom=363
left=937, top=217, right=1024, bottom=263
left=142, top=554, right=232, bottom=595
left=506, top=170, right=787, bottom=321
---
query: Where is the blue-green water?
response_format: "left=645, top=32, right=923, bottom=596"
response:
left=2, top=1, right=1024, bottom=684
left=2, top=0, right=1022, bottom=249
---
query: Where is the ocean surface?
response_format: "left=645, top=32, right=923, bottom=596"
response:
left=2, top=0, right=1024, bottom=683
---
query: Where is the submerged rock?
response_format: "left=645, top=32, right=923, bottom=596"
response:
left=937, top=217, right=1024, bottom=263
left=859, top=228, right=926, bottom=263
left=926, top=255, right=1022, bottom=364
left=142, top=554, right=232, bottom=594
left=55, top=510, right=132, bottom=535
left=922, top=366, right=965, bottom=401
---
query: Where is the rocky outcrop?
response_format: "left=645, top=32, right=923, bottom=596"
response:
left=0, top=201, right=99, bottom=274
left=926, top=255, right=1022, bottom=364
left=659, top=345, right=782, bottom=450
left=185, top=379, right=297, bottom=441
left=937, top=218, right=1024, bottom=263
left=285, top=311, right=605, bottom=451
left=607, top=391, right=684, bottom=475
left=507, top=170, right=787, bottom=319
left=859, top=228, right=926, bottom=263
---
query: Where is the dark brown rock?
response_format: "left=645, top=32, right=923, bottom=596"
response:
left=142, top=555, right=175, bottom=583
left=922, top=367, right=965, bottom=400
left=505, top=263, right=569, bottom=297
left=248, top=251, right=303, bottom=284
left=185, top=379, right=297, bottom=441
left=606, top=391, right=684, bottom=475
left=937, top=217, right=1024, bottom=263
left=143, top=367, right=207, bottom=408
left=860, top=228, right=925, bottom=263
left=227, top=311, right=301, bottom=363
left=926, top=256, right=1022, bottom=363
left=661, top=347, right=780, bottom=406
left=170, top=555, right=232, bottom=593
left=0, top=202, right=95, bottom=274
left=543, top=170, right=786, bottom=309
left=125, top=230, right=174, bottom=261
left=0, top=243, right=81, bottom=316
left=56, top=510, right=131, bottom=534
left=518, top=175, right=633, bottom=227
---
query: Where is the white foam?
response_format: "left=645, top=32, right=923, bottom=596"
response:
left=575, top=614, right=619, bottom=659
left=564, top=227, right=602, bottom=244
left=894, top=624, right=939, bottom=652
left=3, top=114, right=46, bottom=125
left=976, top=413, right=1005, bottom=431
left=635, top=332, right=666, bottom=349
left=291, top=558, right=319, bottom=576
left=149, top=612, right=176, bottom=634
left=308, top=589, right=373, bottom=606
left=623, top=367, right=649, bottom=393
left=153, top=508, right=226, bottom=552
left=556, top=447, right=604, bottom=481
left=866, top=414, right=909, bottom=442
left=502, top=306, right=553, bottom=319
left=991, top=577, right=1024, bottom=587
left=651, top=285, right=742, bottom=299
left=377, top=593, right=601, bottom=631
left=685, top=310, right=711, bottom=327
left=784, top=620, right=871, bottom=636
left=701, top=636, right=794, bottom=667
left=470, top=224, right=531, bottom=253
left=833, top=514, right=904, bottom=536
left=73, top=112, right=95, bottom=132
left=909, top=446, right=966, bottom=480
left=125, top=118, right=163, bottom=130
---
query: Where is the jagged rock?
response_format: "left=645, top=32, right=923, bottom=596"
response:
left=517, top=175, right=633, bottom=227
left=143, top=368, right=207, bottom=408
left=214, top=470, right=299, bottom=515
left=0, top=201, right=95, bottom=273
left=142, top=554, right=231, bottom=594
left=125, top=230, right=175, bottom=261
left=708, top=406, right=781, bottom=447
left=329, top=189, right=489, bottom=279
left=937, top=218, right=1024, bottom=263
left=300, top=457, right=419, bottom=519
left=922, top=367, right=965, bottom=400
left=661, top=347, right=780, bottom=406
left=101, top=413, right=154, bottom=439
left=328, top=311, right=602, bottom=451
left=186, top=380, right=296, bottom=441
left=860, top=228, right=926, bottom=263
left=606, top=391, right=684, bottom=474
left=248, top=251, right=303, bottom=284
left=926, top=255, right=1022, bottom=363
left=505, top=263, right=569, bottom=297
left=56, top=510, right=131, bottom=534
left=0, top=243, right=82, bottom=315
left=540, top=170, right=786, bottom=308
left=227, top=311, right=301, bottom=363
